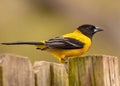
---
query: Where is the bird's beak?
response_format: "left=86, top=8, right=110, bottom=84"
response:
left=94, top=27, right=103, bottom=33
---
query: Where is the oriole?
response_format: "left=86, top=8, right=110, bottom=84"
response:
left=1, top=24, right=103, bottom=63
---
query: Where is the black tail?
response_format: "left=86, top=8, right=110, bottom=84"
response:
left=1, top=41, right=44, bottom=45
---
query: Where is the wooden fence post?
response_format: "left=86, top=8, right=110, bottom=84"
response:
left=0, top=54, right=35, bottom=86
left=33, top=61, right=68, bottom=86
left=69, top=55, right=119, bottom=86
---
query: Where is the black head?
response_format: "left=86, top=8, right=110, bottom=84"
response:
left=77, top=24, right=103, bottom=39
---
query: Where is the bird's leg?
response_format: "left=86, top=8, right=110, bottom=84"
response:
left=60, top=57, right=69, bottom=64
left=60, top=57, right=69, bottom=72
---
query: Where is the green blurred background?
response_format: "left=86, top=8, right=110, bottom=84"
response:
left=0, top=0, right=120, bottom=63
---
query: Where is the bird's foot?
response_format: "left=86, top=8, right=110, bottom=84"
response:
left=61, top=57, right=69, bottom=64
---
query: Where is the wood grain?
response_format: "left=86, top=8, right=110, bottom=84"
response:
left=69, top=55, right=119, bottom=86
left=0, top=54, right=34, bottom=86
left=33, top=61, right=68, bottom=86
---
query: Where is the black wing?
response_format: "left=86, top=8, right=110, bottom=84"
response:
left=45, top=37, right=84, bottom=49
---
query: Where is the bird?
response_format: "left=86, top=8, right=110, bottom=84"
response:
left=1, top=24, right=103, bottom=63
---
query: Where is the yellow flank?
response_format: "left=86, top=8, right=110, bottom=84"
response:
left=36, top=45, right=46, bottom=49
left=47, top=29, right=91, bottom=62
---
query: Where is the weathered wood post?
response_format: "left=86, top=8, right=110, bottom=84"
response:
left=69, top=55, right=119, bottom=86
left=33, top=61, right=68, bottom=86
left=0, top=54, right=35, bottom=86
